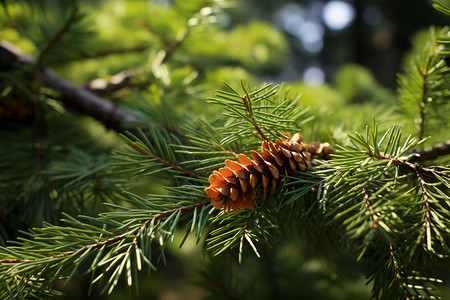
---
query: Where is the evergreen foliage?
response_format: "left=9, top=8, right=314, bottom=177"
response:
left=0, top=0, right=449, bottom=299
left=397, top=26, right=450, bottom=142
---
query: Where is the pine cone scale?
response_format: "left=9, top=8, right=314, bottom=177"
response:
left=265, top=161, right=280, bottom=179
left=281, top=147, right=292, bottom=158
left=239, top=178, right=249, bottom=193
left=249, top=173, right=258, bottom=188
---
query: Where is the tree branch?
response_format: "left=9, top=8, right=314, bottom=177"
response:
left=388, top=243, right=410, bottom=300
left=36, top=9, right=78, bottom=66
left=84, top=69, right=135, bottom=96
left=367, top=152, right=450, bottom=179
left=411, top=140, right=450, bottom=162
left=126, top=140, right=200, bottom=178
left=39, top=67, right=139, bottom=131
left=416, top=171, right=432, bottom=250
left=362, top=189, right=378, bottom=229
left=0, top=40, right=139, bottom=132
left=419, top=60, right=430, bottom=141
left=0, top=200, right=211, bottom=264
left=242, top=94, right=268, bottom=141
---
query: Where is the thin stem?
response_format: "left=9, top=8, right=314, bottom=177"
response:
left=418, top=41, right=436, bottom=141
left=0, top=200, right=211, bottom=264
left=419, top=64, right=428, bottom=141
left=160, top=120, right=187, bottom=140
left=160, top=1, right=214, bottom=63
left=36, top=9, right=78, bottom=66
left=152, top=200, right=210, bottom=224
left=367, top=151, right=448, bottom=253
left=162, top=28, right=189, bottom=63
left=362, top=189, right=378, bottom=229
left=243, top=208, right=255, bottom=234
left=127, top=141, right=200, bottom=178
left=416, top=171, right=432, bottom=250
left=366, top=152, right=450, bottom=179
left=388, top=243, right=410, bottom=300
left=242, top=94, right=268, bottom=141
left=411, top=140, right=450, bottom=161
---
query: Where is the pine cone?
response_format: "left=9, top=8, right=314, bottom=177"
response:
left=204, top=133, right=335, bottom=213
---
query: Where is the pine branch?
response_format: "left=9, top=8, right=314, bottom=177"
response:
left=388, top=243, right=410, bottom=300
left=367, top=151, right=450, bottom=179
left=85, top=69, right=136, bottom=96
left=81, top=0, right=221, bottom=98
left=162, top=28, right=189, bottom=63
left=40, top=67, right=139, bottom=131
left=397, top=27, right=450, bottom=142
left=411, top=140, right=450, bottom=161
left=86, top=45, right=149, bottom=58
left=0, top=40, right=139, bottom=132
left=416, top=170, right=432, bottom=249
left=419, top=57, right=431, bottom=140
left=208, top=81, right=310, bottom=146
left=35, top=8, right=79, bottom=66
left=362, top=189, right=378, bottom=229
left=125, top=140, right=200, bottom=178
left=0, top=200, right=211, bottom=265
left=0, top=191, right=212, bottom=297
left=319, top=122, right=449, bottom=298
left=241, top=93, right=268, bottom=141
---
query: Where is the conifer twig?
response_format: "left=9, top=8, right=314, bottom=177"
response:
left=160, top=121, right=187, bottom=139
left=36, top=9, right=78, bottom=66
left=0, top=200, right=210, bottom=264
left=126, top=141, right=200, bottom=178
left=162, top=28, right=190, bottom=63
left=87, top=45, right=148, bottom=58
left=389, top=243, right=409, bottom=300
left=242, top=94, right=268, bottom=141
left=416, top=171, right=432, bottom=249
left=362, top=190, right=378, bottom=229
left=367, top=152, right=450, bottom=179
left=419, top=60, right=430, bottom=140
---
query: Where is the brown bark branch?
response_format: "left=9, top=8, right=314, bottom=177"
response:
left=0, top=40, right=139, bottom=133
left=411, top=140, right=450, bottom=162
left=367, top=152, right=450, bottom=179
left=84, top=69, right=135, bottom=95
left=87, top=45, right=148, bottom=58
left=39, top=67, right=139, bottom=131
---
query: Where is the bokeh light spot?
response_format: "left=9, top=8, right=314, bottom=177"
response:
left=322, top=1, right=355, bottom=30
left=303, top=66, right=325, bottom=86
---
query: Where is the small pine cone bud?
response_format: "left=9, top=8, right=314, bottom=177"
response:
left=205, top=133, right=333, bottom=213
left=308, top=141, right=336, bottom=160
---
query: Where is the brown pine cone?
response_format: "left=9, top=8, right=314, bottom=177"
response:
left=205, top=133, right=334, bottom=213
